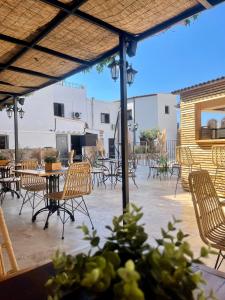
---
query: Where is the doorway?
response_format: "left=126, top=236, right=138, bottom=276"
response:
left=108, top=138, right=115, bottom=158
left=0, top=135, right=8, bottom=149
left=56, top=134, right=68, bottom=163
left=71, top=135, right=82, bottom=156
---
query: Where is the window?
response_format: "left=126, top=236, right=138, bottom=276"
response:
left=54, top=103, right=64, bottom=117
left=101, top=113, right=110, bottom=124
left=165, top=105, right=170, bottom=114
left=127, top=109, right=133, bottom=120
left=0, top=135, right=8, bottom=149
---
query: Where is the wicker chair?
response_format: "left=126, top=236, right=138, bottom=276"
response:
left=19, top=160, right=46, bottom=217
left=0, top=208, right=19, bottom=280
left=212, top=145, right=225, bottom=198
left=189, top=170, right=225, bottom=270
left=175, top=146, right=201, bottom=194
left=46, top=162, right=93, bottom=239
left=68, top=150, right=75, bottom=166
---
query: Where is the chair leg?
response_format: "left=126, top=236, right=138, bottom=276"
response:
left=214, top=250, right=225, bottom=270
left=147, top=167, right=151, bottom=179
left=19, top=190, right=28, bottom=215
left=174, top=167, right=181, bottom=198
left=32, top=192, right=35, bottom=218
left=82, top=196, right=94, bottom=229
left=132, top=175, right=138, bottom=189
left=62, top=202, right=66, bottom=240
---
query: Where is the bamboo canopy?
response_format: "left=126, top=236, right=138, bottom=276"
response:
left=0, top=0, right=224, bottom=106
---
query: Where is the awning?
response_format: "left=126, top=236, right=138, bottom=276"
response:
left=0, top=0, right=224, bottom=105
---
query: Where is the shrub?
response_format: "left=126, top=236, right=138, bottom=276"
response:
left=47, top=205, right=214, bottom=300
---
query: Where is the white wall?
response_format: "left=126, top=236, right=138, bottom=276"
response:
left=0, top=83, right=177, bottom=153
left=157, top=94, right=177, bottom=140
left=128, top=95, right=158, bottom=143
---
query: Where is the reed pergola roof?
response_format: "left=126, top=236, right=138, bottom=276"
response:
left=0, top=0, right=224, bottom=105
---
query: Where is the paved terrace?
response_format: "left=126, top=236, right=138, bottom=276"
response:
left=1, top=166, right=221, bottom=270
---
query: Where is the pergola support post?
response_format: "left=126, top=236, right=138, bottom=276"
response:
left=119, top=34, right=129, bottom=212
left=13, top=97, right=19, bottom=164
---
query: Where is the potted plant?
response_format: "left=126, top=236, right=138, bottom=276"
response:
left=44, top=156, right=62, bottom=172
left=0, top=153, right=10, bottom=166
left=46, top=205, right=214, bottom=300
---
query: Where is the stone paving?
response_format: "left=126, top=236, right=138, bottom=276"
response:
left=1, top=165, right=221, bottom=271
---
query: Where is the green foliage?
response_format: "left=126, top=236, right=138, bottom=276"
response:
left=47, top=204, right=215, bottom=300
left=44, top=156, right=57, bottom=163
left=139, top=128, right=160, bottom=142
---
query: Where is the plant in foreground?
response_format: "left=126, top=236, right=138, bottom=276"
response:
left=46, top=204, right=216, bottom=300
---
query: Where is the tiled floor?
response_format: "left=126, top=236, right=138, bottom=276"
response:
left=1, top=166, right=221, bottom=271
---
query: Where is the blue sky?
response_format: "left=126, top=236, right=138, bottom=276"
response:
left=67, top=2, right=225, bottom=102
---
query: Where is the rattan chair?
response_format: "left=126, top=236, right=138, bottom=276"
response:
left=212, top=145, right=225, bottom=198
left=0, top=208, right=19, bottom=280
left=68, top=150, right=75, bottom=166
left=46, top=162, right=93, bottom=239
left=174, top=146, right=201, bottom=196
left=19, top=160, right=46, bottom=217
left=189, top=170, right=225, bottom=270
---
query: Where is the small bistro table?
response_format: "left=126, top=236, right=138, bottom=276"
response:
left=15, top=168, right=74, bottom=229
left=0, top=263, right=224, bottom=300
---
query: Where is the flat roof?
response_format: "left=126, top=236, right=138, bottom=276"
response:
left=172, top=76, right=225, bottom=94
left=0, top=0, right=224, bottom=105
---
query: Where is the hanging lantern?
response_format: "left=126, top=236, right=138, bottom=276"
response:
left=127, top=64, right=138, bottom=86
left=18, top=108, right=25, bottom=119
left=6, top=107, right=13, bottom=118
left=108, top=59, right=120, bottom=81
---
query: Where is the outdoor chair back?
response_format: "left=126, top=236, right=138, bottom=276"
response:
left=189, top=170, right=225, bottom=269
left=62, top=162, right=91, bottom=199
left=212, top=145, right=225, bottom=168
left=68, top=150, right=75, bottom=166
left=20, top=160, right=45, bottom=189
left=178, top=146, right=195, bottom=167
left=21, top=160, right=38, bottom=170
left=0, top=208, right=19, bottom=280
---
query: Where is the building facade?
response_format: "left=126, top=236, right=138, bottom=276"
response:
left=0, top=82, right=177, bottom=157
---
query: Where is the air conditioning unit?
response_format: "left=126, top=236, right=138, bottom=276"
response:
left=72, top=112, right=82, bottom=119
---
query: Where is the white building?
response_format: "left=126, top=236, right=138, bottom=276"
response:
left=127, top=93, right=177, bottom=142
left=0, top=82, right=177, bottom=158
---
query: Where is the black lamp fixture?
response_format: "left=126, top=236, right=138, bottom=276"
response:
left=18, top=107, right=25, bottom=119
left=127, top=64, right=138, bottom=86
left=6, top=106, right=13, bottom=118
left=108, top=59, right=137, bottom=86
left=128, top=122, right=138, bottom=131
left=6, top=97, right=25, bottom=119
left=108, top=59, right=120, bottom=81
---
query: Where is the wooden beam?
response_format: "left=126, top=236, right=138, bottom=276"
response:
left=0, top=0, right=87, bottom=74
left=197, top=0, right=213, bottom=8
left=0, top=64, right=59, bottom=80
left=39, top=0, right=134, bottom=39
left=0, top=33, right=90, bottom=66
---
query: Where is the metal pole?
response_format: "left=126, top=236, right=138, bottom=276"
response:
left=13, top=97, right=19, bottom=164
left=133, top=97, right=136, bottom=147
left=119, top=34, right=129, bottom=212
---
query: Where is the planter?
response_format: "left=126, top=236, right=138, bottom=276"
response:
left=45, top=162, right=62, bottom=172
left=0, top=160, right=10, bottom=166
